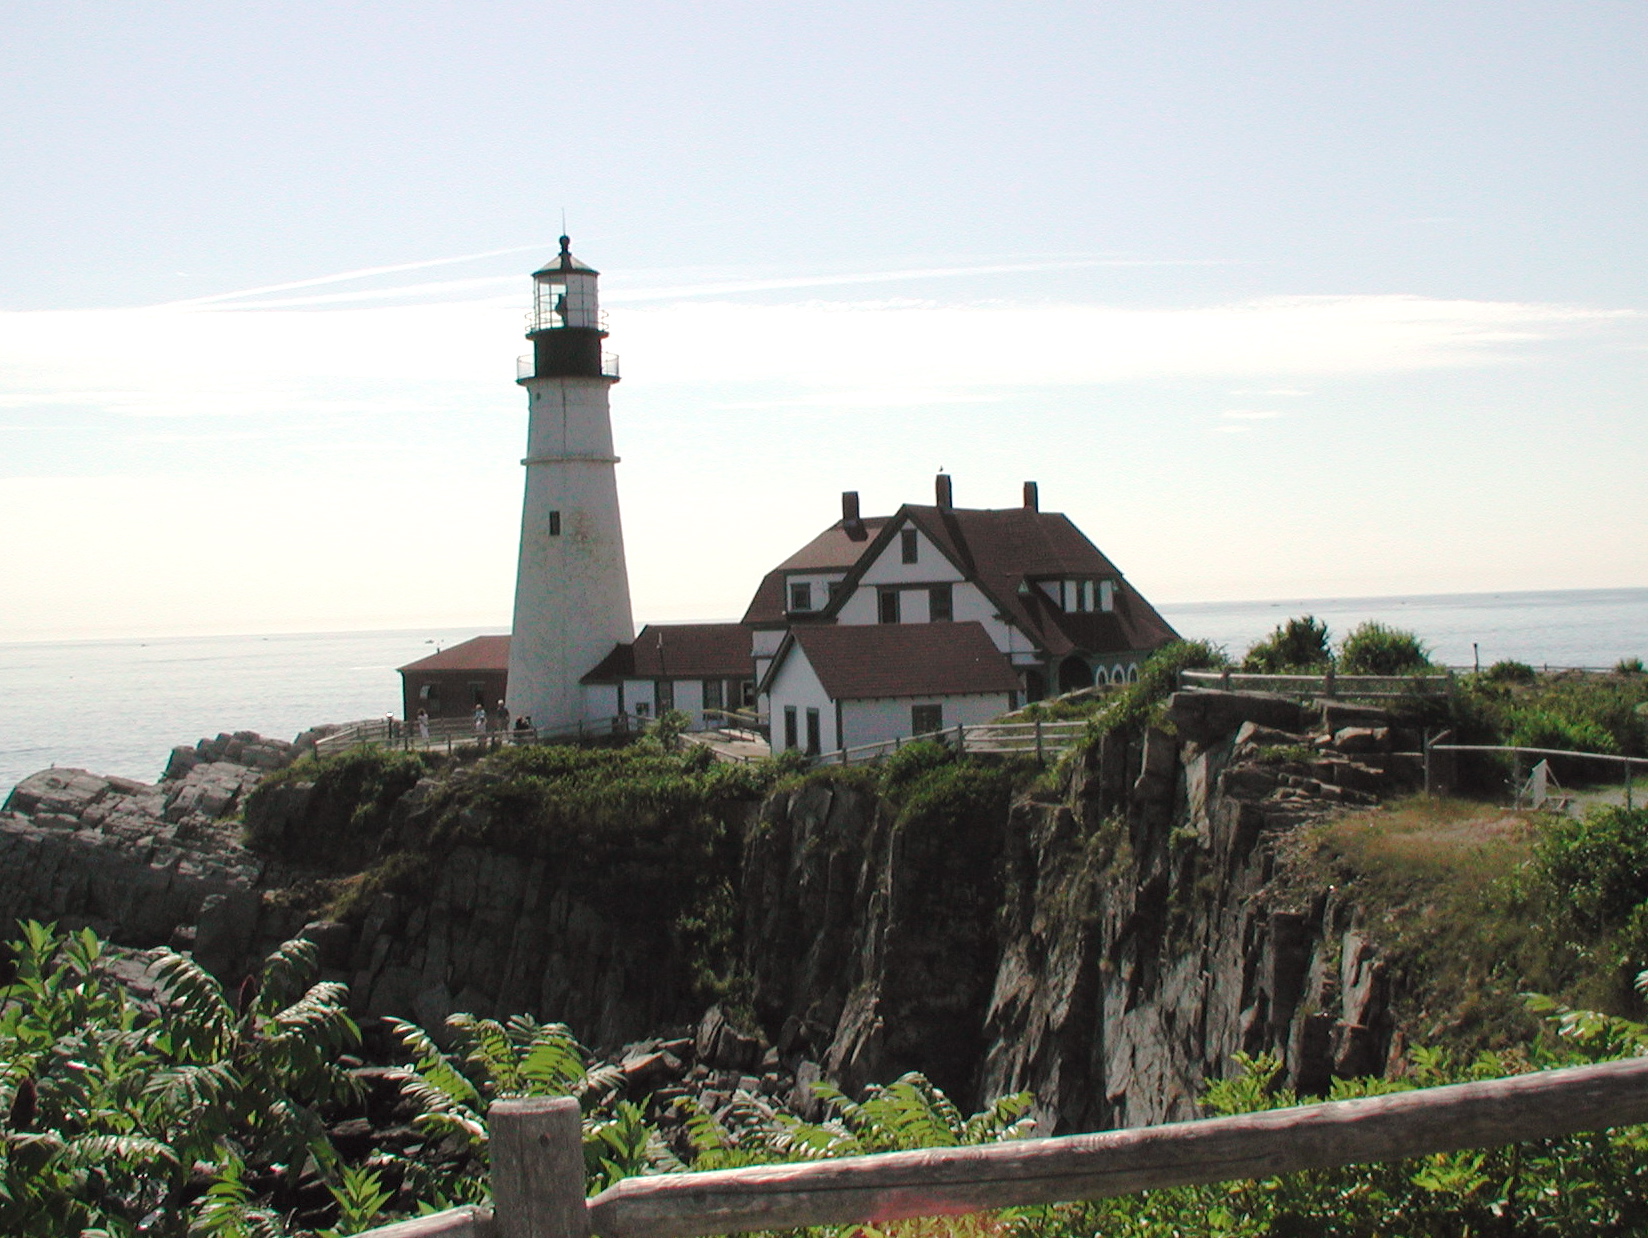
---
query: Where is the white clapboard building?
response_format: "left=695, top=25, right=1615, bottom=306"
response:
left=744, top=476, right=1180, bottom=754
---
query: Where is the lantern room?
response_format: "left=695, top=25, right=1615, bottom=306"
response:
left=519, top=236, right=617, bottom=382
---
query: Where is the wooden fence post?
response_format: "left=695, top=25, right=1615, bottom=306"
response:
left=1035, top=718, right=1045, bottom=764
left=490, top=1097, right=590, bottom=1238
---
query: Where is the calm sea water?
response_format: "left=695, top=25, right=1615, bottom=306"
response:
left=2, top=588, right=1645, bottom=799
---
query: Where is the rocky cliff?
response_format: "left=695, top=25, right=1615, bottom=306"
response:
left=0, top=691, right=1427, bottom=1131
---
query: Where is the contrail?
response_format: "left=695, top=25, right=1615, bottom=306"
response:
left=603, top=258, right=1233, bottom=303
left=152, top=253, right=1236, bottom=313
left=152, top=243, right=555, bottom=309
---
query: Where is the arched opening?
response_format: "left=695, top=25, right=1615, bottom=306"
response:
left=1127, top=663, right=1141, bottom=683
left=1093, top=665, right=1111, bottom=686
left=1023, top=668, right=1047, bottom=703
left=1111, top=664, right=1126, bottom=685
left=1058, top=656, right=1094, bottom=693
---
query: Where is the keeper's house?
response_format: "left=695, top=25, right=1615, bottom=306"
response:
left=747, top=475, right=1178, bottom=754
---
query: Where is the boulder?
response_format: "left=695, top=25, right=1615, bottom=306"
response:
left=1314, top=700, right=1394, bottom=732
left=162, top=746, right=201, bottom=782
left=1165, top=691, right=1304, bottom=745
left=1332, top=726, right=1391, bottom=755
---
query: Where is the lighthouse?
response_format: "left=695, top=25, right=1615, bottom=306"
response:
left=506, top=236, right=635, bottom=731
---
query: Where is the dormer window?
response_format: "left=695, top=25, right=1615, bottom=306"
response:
left=789, top=581, right=813, bottom=612
left=1036, top=579, right=1110, bottom=612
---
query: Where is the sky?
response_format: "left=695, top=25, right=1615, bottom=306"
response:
left=2, top=0, right=1644, bottom=641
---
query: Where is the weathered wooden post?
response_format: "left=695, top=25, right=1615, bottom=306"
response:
left=1220, top=668, right=1231, bottom=691
left=490, top=1097, right=589, bottom=1238
left=1035, top=717, right=1045, bottom=764
left=1323, top=666, right=1336, bottom=699
left=955, top=723, right=966, bottom=755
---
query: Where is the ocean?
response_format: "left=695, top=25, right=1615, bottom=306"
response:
left=2, top=588, right=1645, bottom=799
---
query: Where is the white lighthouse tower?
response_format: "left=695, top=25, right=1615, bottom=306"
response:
left=506, top=236, right=635, bottom=731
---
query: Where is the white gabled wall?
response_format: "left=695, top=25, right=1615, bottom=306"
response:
left=858, top=525, right=964, bottom=585
left=841, top=693, right=1012, bottom=749
left=766, top=645, right=835, bottom=752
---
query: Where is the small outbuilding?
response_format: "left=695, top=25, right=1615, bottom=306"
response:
left=582, top=623, right=756, bottom=729
left=760, top=620, right=1022, bottom=755
left=398, top=635, right=510, bottom=721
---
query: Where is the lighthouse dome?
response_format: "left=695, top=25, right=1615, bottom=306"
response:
left=533, top=235, right=599, bottom=278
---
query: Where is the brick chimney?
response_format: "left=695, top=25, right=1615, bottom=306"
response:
left=1023, top=481, right=1039, bottom=511
left=842, top=490, right=867, bottom=540
left=935, top=473, right=953, bottom=509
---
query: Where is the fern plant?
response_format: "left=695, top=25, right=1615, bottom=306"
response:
left=668, top=1070, right=1034, bottom=1172
left=1, top=921, right=363, bottom=1237
left=387, top=1011, right=626, bottom=1200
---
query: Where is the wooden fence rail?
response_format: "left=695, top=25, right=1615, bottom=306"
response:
left=1179, top=669, right=1454, bottom=700
left=358, top=1055, right=1648, bottom=1238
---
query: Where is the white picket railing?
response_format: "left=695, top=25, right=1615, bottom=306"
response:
left=808, top=718, right=1087, bottom=767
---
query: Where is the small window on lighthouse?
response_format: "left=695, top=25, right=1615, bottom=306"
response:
left=548, top=511, right=561, bottom=536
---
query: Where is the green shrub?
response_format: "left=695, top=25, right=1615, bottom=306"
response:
left=0, top=923, right=360, bottom=1237
left=1530, top=806, right=1648, bottom=937
left=1617, top=657, right=1646, bottom=676
left=1485, top=659, right=1538, bottom=685
left=1339, top=620, right=1433, bottom=675
left=1507, top=706, right=1622, bottom=755
left=245, top=746, right=432, bottom=867
left=877, top=739, right=957, bottom=801
left=1242, top=615, right=1332, bottom=672
left=1088, top=639, right=1228, bottom=743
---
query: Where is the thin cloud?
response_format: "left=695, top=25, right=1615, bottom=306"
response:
left=156, top=244, right=552, bottom=309
left=0, top=293, right=1635, bottom=429
left=1222, top=409, right=1285, bottom=419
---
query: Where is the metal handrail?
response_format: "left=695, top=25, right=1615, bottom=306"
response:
left=514, top=352, right=620, bottom=380
left=525, top=308, right=610, bottom=334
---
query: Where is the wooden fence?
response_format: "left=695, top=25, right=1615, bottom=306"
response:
left=314, top=715, right=641, bottom=759
left=1178, top=668, right=1454, bottom=700
left=808, top=719, right=1087, bottom=768
left=358, top=1055, right=1648, bottom=1238
left=1424, top=737, right=1647, bottom=806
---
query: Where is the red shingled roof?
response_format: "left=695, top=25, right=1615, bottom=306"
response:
left=776, top=622, right=1021, bottom=700
left=398, top=635, right=511, bottom=673
left=857, top=506, right=1179, bottom=659
left=583, top=623, right=753, bottom=683
left=741, top=516, right=889, bottom=626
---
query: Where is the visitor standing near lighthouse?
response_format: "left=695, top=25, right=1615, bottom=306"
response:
left=505, top=237, right=636, bottom=733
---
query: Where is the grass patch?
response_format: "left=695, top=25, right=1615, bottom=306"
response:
left=1295, top=797, right=1648, bottom=1049
left=1295, top=796, right=1550, bottom=1047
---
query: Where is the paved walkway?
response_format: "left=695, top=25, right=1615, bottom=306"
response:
left=682, top=729, right=771, bottom=764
